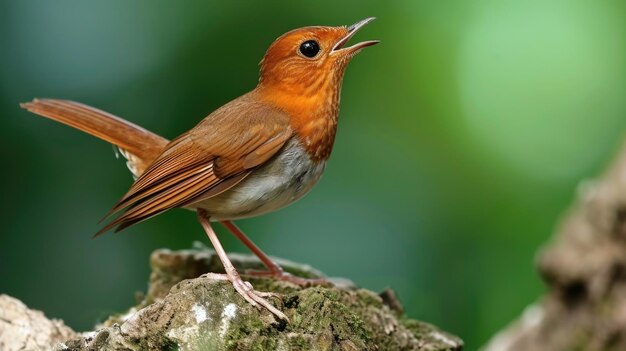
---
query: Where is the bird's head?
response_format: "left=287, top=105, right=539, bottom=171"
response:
left=255, top=18, right=378, bottom=161
left=257, top=18, right=379, bottom=96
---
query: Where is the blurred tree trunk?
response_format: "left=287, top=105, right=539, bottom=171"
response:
left=484, top=138, right=626, bottom=351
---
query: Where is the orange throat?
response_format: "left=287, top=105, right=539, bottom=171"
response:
left=256, top=80, right=342, bottom=162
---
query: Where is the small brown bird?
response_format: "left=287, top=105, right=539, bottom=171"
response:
left=21, top=18, right=378, bottom=320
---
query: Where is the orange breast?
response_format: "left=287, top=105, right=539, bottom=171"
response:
left=256, top=80, right=340, bottom=162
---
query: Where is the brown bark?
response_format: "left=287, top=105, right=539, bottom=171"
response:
left=484, top=140, right=626, bottom=351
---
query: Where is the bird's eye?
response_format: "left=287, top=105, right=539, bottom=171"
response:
left=299, top=40, right=320, bottom=58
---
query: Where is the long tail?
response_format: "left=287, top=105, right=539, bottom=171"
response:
left=21, top=99, right=169, bottom=177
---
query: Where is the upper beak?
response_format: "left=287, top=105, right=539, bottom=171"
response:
left=331, top=17, right=380, bottom=54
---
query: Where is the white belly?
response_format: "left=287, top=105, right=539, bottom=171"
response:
left=192, top=138, right=326, bottom=220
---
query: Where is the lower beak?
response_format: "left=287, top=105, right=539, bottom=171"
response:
left=331, top=17, right=380, bottom=54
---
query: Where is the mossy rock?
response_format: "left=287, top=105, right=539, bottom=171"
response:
left=55, top=246, right=462, bottom=351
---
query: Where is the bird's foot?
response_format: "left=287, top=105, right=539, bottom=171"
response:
left=200, top=272, right=287, bottom=320
left=244, top=268, right=329, bottom=287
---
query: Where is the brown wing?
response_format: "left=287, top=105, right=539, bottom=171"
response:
left=96, top=97, right=293, bottom=235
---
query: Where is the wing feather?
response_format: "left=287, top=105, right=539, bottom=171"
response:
left=97, top=96, right=293, bottom=235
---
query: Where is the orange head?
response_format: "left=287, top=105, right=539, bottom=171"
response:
left=256, top=18, right=378, bottom=161
left=258, top=17, right=379, bottom=95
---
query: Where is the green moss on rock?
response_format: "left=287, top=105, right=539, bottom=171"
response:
left=57, top=247, right=462, bottom=351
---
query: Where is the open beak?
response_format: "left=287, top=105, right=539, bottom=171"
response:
left=331, top=17, right=380, bottom=55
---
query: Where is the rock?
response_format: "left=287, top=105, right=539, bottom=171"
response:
left=53, top=245, right=462, bottom=350
left=0, top=294, right=78, bottom=351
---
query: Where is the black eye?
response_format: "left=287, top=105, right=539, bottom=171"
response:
left=299, top=40, right=320, bottom=58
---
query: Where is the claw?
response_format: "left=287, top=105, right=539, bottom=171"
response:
left=197, top=214, right=288, bottom=321
left=201, top=272, right=288, bottom=321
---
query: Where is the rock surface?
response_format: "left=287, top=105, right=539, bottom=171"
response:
left=2, top=245, right=463, bottom=351
left=0, top=295, right=77, bottom=351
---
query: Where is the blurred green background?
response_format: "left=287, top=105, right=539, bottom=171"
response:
left=1, top=1, right=625, bottom=349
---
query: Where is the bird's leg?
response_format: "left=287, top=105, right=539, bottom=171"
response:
left=220, top=220, right=328, bottom=287
left=197, top=210, right=287, bottom=320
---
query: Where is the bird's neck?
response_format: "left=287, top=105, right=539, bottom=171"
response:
left=255, top=78, right=344, bottom=162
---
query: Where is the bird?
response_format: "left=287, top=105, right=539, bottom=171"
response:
left=21, top=18, right=379, bottom=320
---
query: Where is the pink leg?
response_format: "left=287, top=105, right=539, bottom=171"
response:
left=197, top=210, right=287, bottom=320
left=220, top=220, right=327, bottom=286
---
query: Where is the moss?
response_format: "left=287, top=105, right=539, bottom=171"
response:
left=216, top=277, right=462, bottom=350
left=215, top=285, right=387, bottom=350
left=355, top=289, right=384, bottom=309
left=61, top=248, right=462, bottom=351
left=402, top=319, right=431, bottom=336
left=288, top=334, right=312, bottom=349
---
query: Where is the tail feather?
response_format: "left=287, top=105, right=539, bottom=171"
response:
left=21, top=99, right=169, bottom=177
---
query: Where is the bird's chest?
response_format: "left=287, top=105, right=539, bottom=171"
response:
left=196, top=138, right=326, bottom=220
